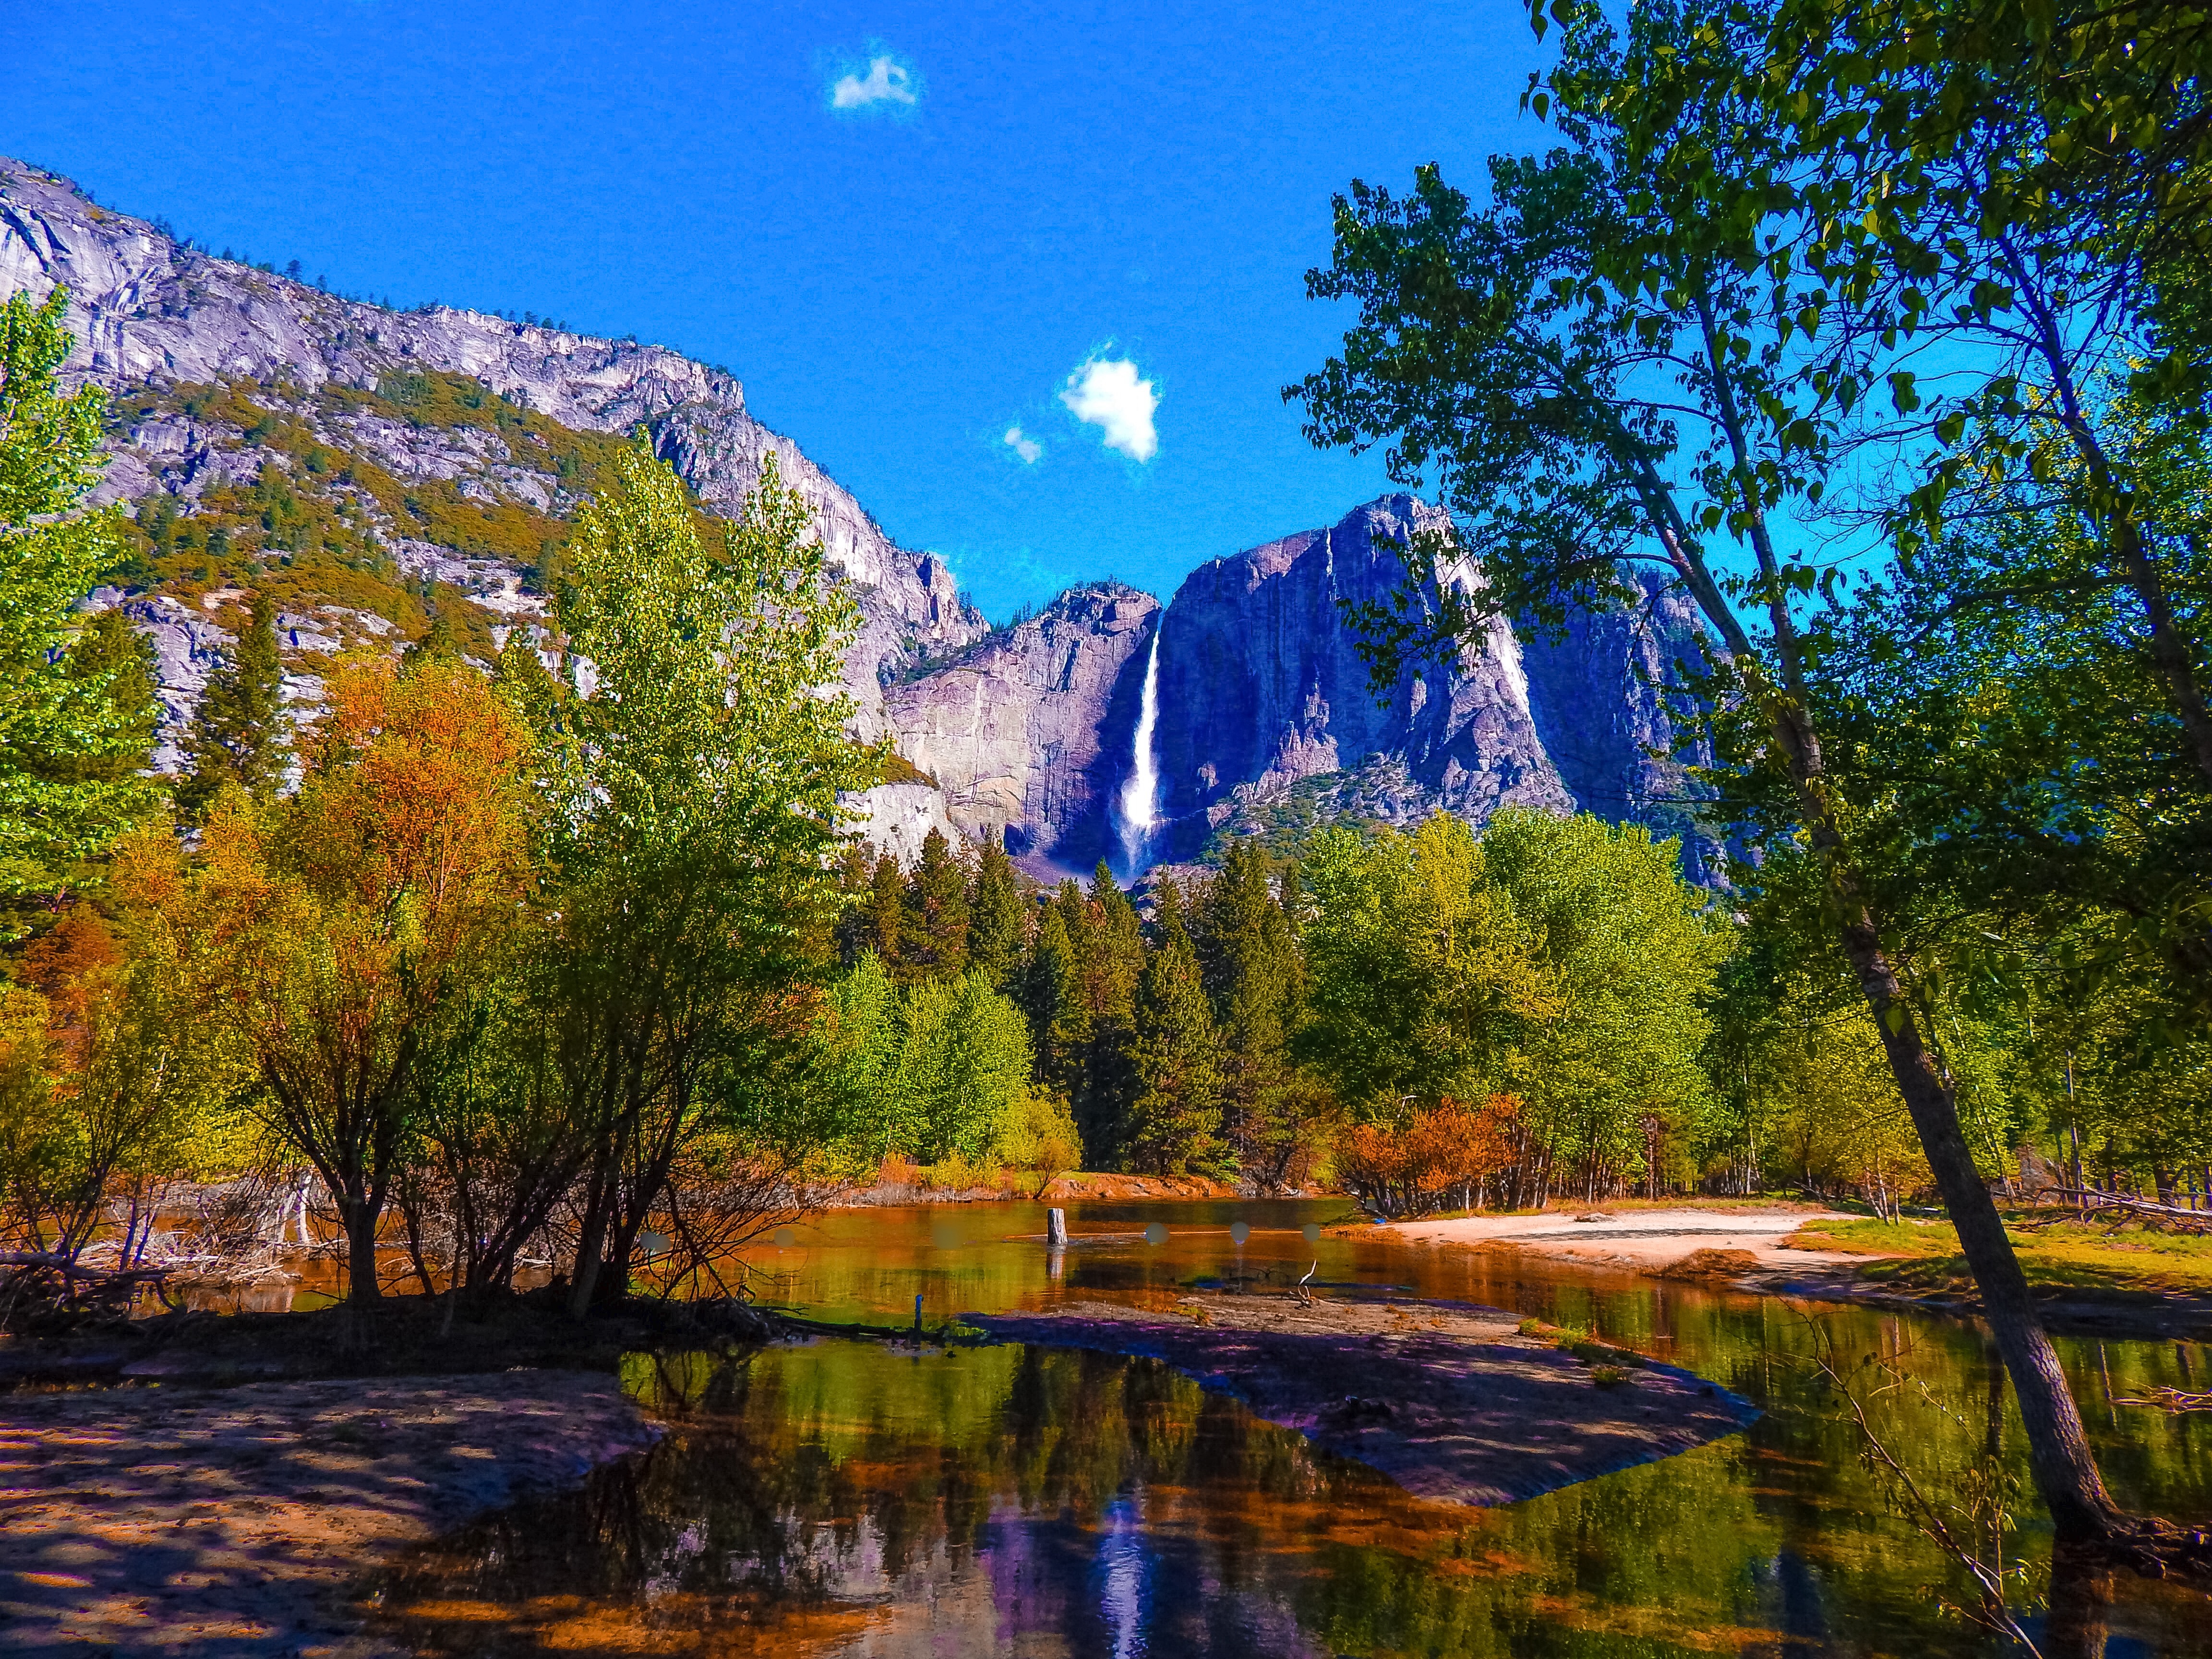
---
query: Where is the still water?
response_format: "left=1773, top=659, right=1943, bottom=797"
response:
left=368, top=1199, right=2212, bottom=1657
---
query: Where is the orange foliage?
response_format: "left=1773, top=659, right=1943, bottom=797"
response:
left=19, top=907, right=123, bottom=1066
left=294, top=656, right=533, bottom=923
left=1335, top=1094, right=1521, bottom=1218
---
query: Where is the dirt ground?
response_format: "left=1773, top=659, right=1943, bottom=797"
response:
left=967, top=1291, right=1761, bottom=1508
left=0, top=1371, right=657, bottom=1657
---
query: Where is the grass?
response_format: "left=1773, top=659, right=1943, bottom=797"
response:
left=1786, top=1214, right=2212, bottom=1302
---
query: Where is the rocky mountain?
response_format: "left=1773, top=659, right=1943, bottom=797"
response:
left=0, top=157, right=986, bottom=749
left=887, top=584, right=1161, bottom=864
left=3, top=157, right=1717, bottom=881
left=892, top=497, right=1719, bottom=878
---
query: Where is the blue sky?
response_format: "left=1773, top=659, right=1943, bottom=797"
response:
left=1, top=0, right=1551, bottom=621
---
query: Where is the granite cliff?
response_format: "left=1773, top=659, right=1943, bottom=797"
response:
left=890, top=498, right=1718, bottom=877
left=3, top=157, right=1715, bottom=880
left=0, top=156, right=986, bottom=747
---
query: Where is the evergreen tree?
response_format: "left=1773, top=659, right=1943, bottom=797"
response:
left=178, top=588, right=287, bottom=818
left=858, top=852, right=905, bottom=970
left=966, top=834, right=1029, bottom=993
left=1192, top=840, right=1323, bottom=1188
left=830, top=840, right=877, bottom=968
left=403, top=604, right=458, bottom=668
left=32, top=609, right=162, bottom=788
left=1125, top=878, right=1228, bottom=1176
left=900, top=827, right=970, bottom=981
left=1020, top=890, right=1080, bottom=1098
left=0, top=285, right=159, bottom=906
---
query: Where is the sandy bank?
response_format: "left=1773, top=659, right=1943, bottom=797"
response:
left=967, top=1291, right=1759, bottom=1507
left=0, top=1371, right=656, bottom=1656
left=1388, top=1204, right=1865, bottom=1274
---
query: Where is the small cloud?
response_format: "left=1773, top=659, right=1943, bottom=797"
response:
left=1004, top=424, right=1042, bottom=465
left=833, top=55, right=916, bottom=109
left=1060, top=356, right=1158, bottom=463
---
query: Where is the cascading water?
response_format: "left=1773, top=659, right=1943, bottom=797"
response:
left=1115, top=627, right=1163, bottom=876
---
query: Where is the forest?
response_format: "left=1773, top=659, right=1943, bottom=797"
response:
left=0, top=0, right=2207, bottom=1568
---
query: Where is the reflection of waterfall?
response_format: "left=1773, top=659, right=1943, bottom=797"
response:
left=1116, top=626, right=1162, bottom=875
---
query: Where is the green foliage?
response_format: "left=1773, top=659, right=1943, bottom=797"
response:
left=1191, top=841, right=1330, bottom=1186
left=177, top=588, right=288, bottom=818
left=1123, top=881, right=1228, bottom=1177
left=826, top=953, right=1064, bottom=1169
left=541, top=439, right=874, bottom=1310
left=0, top=287, right=159, bottom=908
left=1298, top=813, right=1558, bottom=1112
left=1300, top=810, right=1719, bottom=1201
left=900, top=827, right=970, bottom=982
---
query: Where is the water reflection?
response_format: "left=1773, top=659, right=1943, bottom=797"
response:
left=366, top=1200, right=2212, bottom=1656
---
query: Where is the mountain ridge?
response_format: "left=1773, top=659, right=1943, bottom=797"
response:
left=2, top=156, right=1719, bottom=880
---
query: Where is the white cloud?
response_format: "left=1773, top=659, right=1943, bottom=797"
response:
left=833, top=56, right=916, bottom=109
left=1004, top=424, right=1042, bottom=464
left=1059, top=357, right=1158, bottom=462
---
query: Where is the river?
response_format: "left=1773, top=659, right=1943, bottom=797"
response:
left=363, top=1197, right=2212, bottom=1656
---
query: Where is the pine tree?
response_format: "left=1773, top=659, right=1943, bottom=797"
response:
left=1064, top=862, right=1145, bottom=1167
left=966, top=834, right=1029, bottom=992
left=859, top=852, right=906, bottom=971
left=403, top=604, right=458, bottom=668
left=1125, top=878, right=1228, bottom=1176
left=178, top=588, right=287, bottom=818
left=831, top=840, right=877, bottom=967
left=1192, top=841, right=1322, bottom=1187
left=36, top=610, right=162, bottom=786
left=900, top=827, right=970, bottom=981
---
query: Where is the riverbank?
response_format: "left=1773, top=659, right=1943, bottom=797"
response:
left=830, top=1170, right=1246, bottom=1206
left=1385, top=1202, right=1863, bottom=1274
left=1383, top=1203, right=2212, bottom=1341
left=1774, top=1214, right=2212, bottom=1340
left=965, top=1289, right=1761, bottom=1507
left=0, top=1370, right=657, bottom=1656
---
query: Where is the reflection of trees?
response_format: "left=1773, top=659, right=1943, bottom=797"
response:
left=375, top=1324, right=2197, bottom=1658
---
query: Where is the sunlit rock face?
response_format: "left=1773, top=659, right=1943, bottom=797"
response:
left=886, top=584, right=1160, bottom=874
left=3, top=156, right=1716, bottom=876
left=891, top=498, right=1721, bottom=878
left=0, top=155, right=987, bottom=756
left=1145, top=496, right=1572, bottom=860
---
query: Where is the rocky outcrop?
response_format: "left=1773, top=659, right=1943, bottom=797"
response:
left=1146, top=496, right=1572, bottom=860
left=4, top=157, right=1718, bottom=877
left=1518, top=571, right=1722, bottom=882
left=886, top=585, right=1159, bottom=868
left=889, top=498, right=1720, bottom=877
left=0, top=156, right=987, bottom=752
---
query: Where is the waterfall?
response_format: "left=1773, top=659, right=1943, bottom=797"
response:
left=1116, top=626, right=1163, bottom=875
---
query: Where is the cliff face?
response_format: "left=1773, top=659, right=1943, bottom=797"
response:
left=1146, top=496, right=1573, bottom=859
left=1518, top=571, right=1722, bottom=883
left=5, top=156, right=1717, bottom=878
left=886, top=584, right=1159, bottom=867
left=890, top=498, right=1719, bottom=877
left=0, top=156, right=986, bottom=750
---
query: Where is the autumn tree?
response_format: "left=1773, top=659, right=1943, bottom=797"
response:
left=152, top=656, right=531, bottom=1310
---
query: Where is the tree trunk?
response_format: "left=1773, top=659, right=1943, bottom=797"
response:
left=344, top=1194, right=381, bottom=1307
left=1680, top=291, right=2126, bottom=1539
left=1832, top=893, right=2123, bottom=1537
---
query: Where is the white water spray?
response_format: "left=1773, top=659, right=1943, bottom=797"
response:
left=1116, top=627, right=1163, bottom=875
